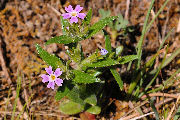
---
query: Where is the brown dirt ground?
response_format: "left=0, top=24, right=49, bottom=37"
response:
left=0, top=0, right=180, bottom=119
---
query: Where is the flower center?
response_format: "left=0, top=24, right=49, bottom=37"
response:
left=51, top=74, right=56, bottom=80
left=71, top=12, right=77, bottom=16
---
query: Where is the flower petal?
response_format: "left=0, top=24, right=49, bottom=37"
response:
left=47, top=82, right=55, bottom=89
left=77, top=13, right=86, bottom=19
left=70, top=16, right=78, bottom=23
left=54, top=68, right=62, bottom=77
left=62, top=13, right=71, bottom=19
left=100, top=48, right=108, bottom=55
left=65, top=5, right=73, bottom=13
left=41, top=74, right=49, bottom=83
left=45, top=66, right=53, bottom=75
left=75, top=5, right=83, bottom=13
left=55, top=78, right=63, bottom=86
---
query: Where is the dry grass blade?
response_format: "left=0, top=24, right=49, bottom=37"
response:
left=166, top=95, right=180, bottom=120
left=129, top=112, right=155, bottom=120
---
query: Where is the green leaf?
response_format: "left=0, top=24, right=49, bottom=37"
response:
left=115, top=14, right=129, bottom=31
left=60, top=16, right=70, bottom=35
left=55, top=87, right=70, bottom=101
left=84, top=94, right=97, bottom=106
left=59, top=99, right=84, bottom=115
left=136, top=0, right=156, bottom=69
left=86, top=16, right=118, bottom=39
left=72, top=70, right=100, bottom=84
left=80, top=51, right=99, bottom=70
left=86, top=58, right=119, bottom=68
left=110, top=68, right=123, bottom=90
left=174, top=106, right=180, bottom=120
left=86, top=106, right=101, bottom=115
left=45, top=35, right=80, bottom=45
left=83, top=9, right=92, bottom=25
left=150, top=98, right=160, bottom=120
left=55, top=81, right=73, bottom=101
left=67, top=86, right=85, bottom=105
left=36, top=44, right=66, bottom=71
left=118, top=55, right=138, bottom=64
left=67, top=43, right=82, bottom=63
left=104, top=30, right=112, bottom=53
left=103, top=30, right=123, bottom=90
left=99, top=9, right=111, bottom=19
left=87, top=69, right=102, bottom=77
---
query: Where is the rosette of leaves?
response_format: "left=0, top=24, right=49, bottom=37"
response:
left=99, top=9, right=134, bottom=43
left=99, top=9, right=129, bottom=31
left=36, top=9, right=137, bottom=115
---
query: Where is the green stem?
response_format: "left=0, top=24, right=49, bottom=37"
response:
left=136, top=0, right=155, bottom=69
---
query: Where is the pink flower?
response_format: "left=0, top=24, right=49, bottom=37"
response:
left=62, top=5, right=86, bottom=23
left=41, top=66, right=63, bottom=90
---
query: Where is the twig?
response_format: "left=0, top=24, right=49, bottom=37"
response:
left=162, top=3, right=171, bottom=40
left=166, top=95, right=180, bottom=120
left=129, top=112, right=154, bottom=120
left=125, top=0, right=130, bottom=20
left=119, top=113, right=139, bottom=120
left=0, top=111, right=67, bottom=117
left=122, top=97, right=175, bottom=119
left=0, top=96, right=14, bottom=106
left=143, top=98, right=174, bottom=113
left=0, top=40, right=12, bottom=85
left=47, top=4, right=61, bottom=16
left=141, top=93, right=179, bottom=99
left=120, top=100, right=148, bottom=118
left=177, top=18, right=180, bottom=32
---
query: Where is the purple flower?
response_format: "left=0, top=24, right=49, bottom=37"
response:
left=62, top=5, right=86, bottom=23
left=100, top=48, right=108, bottom=55
left=66, top=27, right=69, bottom=30
left=41, top=66, right=63, bottom=90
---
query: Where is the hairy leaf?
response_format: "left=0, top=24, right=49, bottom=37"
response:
left=86, top=58, right=119, bottom=68
left=36, top=44, right=66, bottom=71
left=80, top=51, right=99, bottom=70
left=55, top=86, right=70, bottom=101
left=110, top=68, right=123, bottom=90
left=86, top=16, right=118, bottom=39
left=72, top=70, right=100, bottom=84
left=55, top=81, right=73, bottom=101
left=118, top=55, right=138, bottom=64
left=86, top=106, right=101, bottom=115
left=60, top=16, right=70, bottom=35
left=104, top=30, right=112, bottom=53
left=115, top=14, right=129, bottom=31
left=99, top=9, right=111, bottom=19
left=83, top=9, right=92, bottom=25
left=84, top=94, right=97, bottom=106
left=45, top=35, right=81, bottom=45
left=67, top=86, right=85, bottom=105
left=59, top=99, right=84, bottom=115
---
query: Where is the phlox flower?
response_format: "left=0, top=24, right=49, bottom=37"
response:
left=41, top=66, right=63, bottom=90
left=100, top=48, right=108, bottom=55
left=62, top=5, right=86, bottom=23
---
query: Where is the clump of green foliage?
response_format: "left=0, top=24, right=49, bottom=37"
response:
left=36, top=7, right=137, bottom=115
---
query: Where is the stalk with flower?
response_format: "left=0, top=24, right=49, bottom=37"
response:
left=36, top=5, right=137, bottom=115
